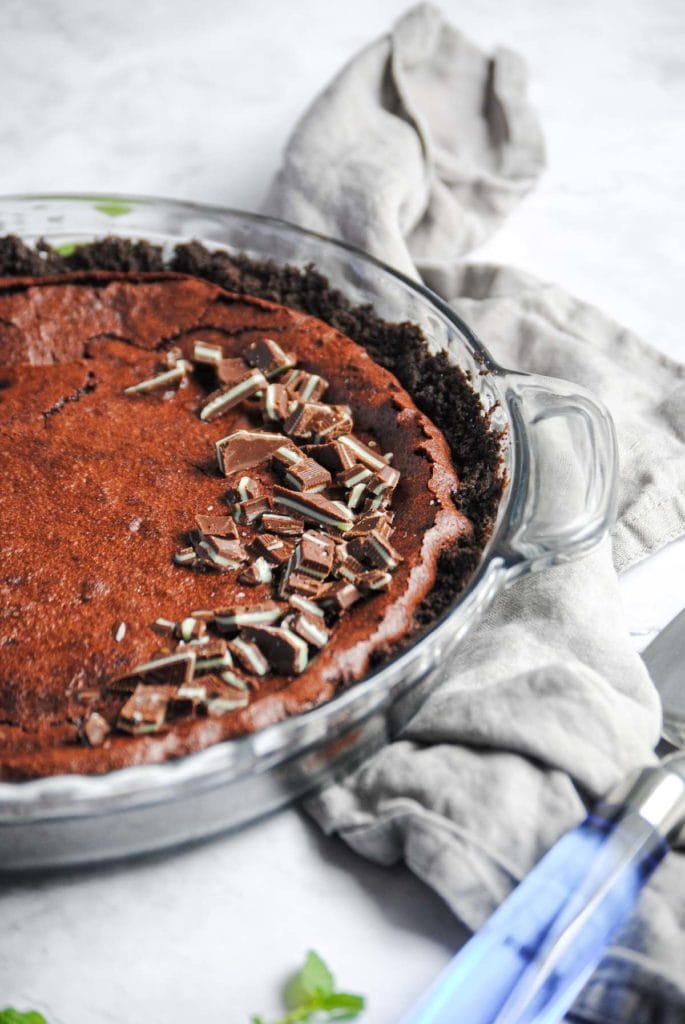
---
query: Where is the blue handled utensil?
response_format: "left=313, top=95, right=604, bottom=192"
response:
left=398, top=611, right=685, bottom=1024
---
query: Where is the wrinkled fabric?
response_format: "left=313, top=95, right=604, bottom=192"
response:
left=263, top=4, right=685, bottom=1020
left=265, top=3, right=544, bottom=279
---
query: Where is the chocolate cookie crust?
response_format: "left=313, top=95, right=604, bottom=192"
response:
left=0, top=237, right=503, bottom=780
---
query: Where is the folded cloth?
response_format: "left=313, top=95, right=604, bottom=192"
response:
left=264, top=4, right=685, bottom=1021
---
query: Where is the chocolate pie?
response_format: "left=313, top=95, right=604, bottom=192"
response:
left=0, top=237, right=502, bottom=779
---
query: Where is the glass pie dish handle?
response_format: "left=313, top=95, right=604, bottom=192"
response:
left=495, top=371, right=618, bottom=581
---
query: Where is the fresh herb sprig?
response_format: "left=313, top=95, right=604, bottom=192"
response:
left=0, top=1011, right=48, bottom=1023
left=252, top=950, right=365, bottom=1024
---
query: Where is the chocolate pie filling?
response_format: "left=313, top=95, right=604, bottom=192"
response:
left=0, top=238, right=502, bottom=780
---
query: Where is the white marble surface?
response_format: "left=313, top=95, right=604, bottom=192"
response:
left=1, top=1, right=684, bottom=1021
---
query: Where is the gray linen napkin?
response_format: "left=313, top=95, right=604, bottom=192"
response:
left=263, top=4, right=685, bottom=1021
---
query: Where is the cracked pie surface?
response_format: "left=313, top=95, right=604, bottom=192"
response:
left=0, top=265, right=487, bottom=779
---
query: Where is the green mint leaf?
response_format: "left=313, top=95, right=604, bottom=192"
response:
left=254, top=950, right=365, bottom=1023
left=55, top=242, right=78, bottom=256
left=93, top=201, right=131, bottom=218
left=284, top=950, right=334, bottom=1009
left=0, top=1010, right=49, bottom=1024
left=318, top=992, right=365, bottom=1019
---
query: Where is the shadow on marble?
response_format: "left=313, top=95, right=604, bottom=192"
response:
left=1, top=801, right=467, bottom=956
left=292, top=808, right=468, bottom=953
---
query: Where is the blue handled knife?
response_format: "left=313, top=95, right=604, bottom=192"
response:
left=397, top=613, right=685, bottom=1024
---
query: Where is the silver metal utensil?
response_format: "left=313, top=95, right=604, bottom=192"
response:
left=642, top=606, right=685, bottom=749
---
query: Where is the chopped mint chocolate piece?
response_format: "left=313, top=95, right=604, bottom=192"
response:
left=273, top=486, right=354, bottom=532
left=271, top=445, right=303, bottom=478
left=279, top=568, right=324, bottom=599
left=173, top=546, right=199, bottom=567
left=288, top=594, right=325, bottom=618
left=243, top=337, right=296, bottom=378
left=302, top=440, right=356, bottom=472
left=238, top=556, right=273, bottom=586
left=194, top=640, right=233, bottom=675
left=282, top=369, right=328, bottom=402
left=227, top=637, right=269, bottom=676
left=253, top=555, right=276, bottom=581
left=203, top=535, right=247, bottom=561
left=117, top=683, right=173, bottom=735
left=365, top=463, right=400, bottom=495
left=165, top=346, right=183, bottom=368
left=284, top=401, right=353, bottom=442
left=216, top=430, right=298, bottom=476
left=166, top=695, right=196, bottom=719
left=318, top=581, right=362, bottom=614
left=284, top=457, right=332, bottom=493
left=214, top=602, right=282, bottom=635
left=357, top=569, right=393, bottom=591
left=250, top=533, right=295, bottom=567
left=348, top=531, right=402, bottom=571
left=338, top=434, right=390, bottom=471
left=290, top=612, right=330, bottom=650
left=189, top=608, right=216, bottom=621
left=347, top=511, right=394, bottom=537
left=242, top=625, right=309, bottom=675
left=262, top=382, right=289, bottom=421
left=192, top=339, right=224, bottom=366
left=362, top=493, right=391, bottom=512
left=124, top=360, right=190, bottom=395
left=261, top=513, right=304, bottom=536
left=195, top=514, right=238, bottom=539
left=193, top=535, right=247, bottom=570
left=176, top=616, right=207, bottom=642
left=236, top=476, right=261, bottom=502
left=347, top=482, right=367, bottom=510
left=126, top=649, right=196, bottom=686
left=293, top=531, right=335, bottom=580
left=175, top=683, right=208, bottom=702
left=334, top=548, right=366, bottom=582
left=206, top=694, right=249, bottom=715
left=338, top=464, right=372, bottom=489
left=233, top=496, right=270, bottom=525
left=217, top=668, right=253, bottom=693
left=200, top=368, right=268, bottom=421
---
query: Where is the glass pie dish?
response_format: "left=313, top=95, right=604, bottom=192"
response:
left=0, top=195, right=618, bottom=870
